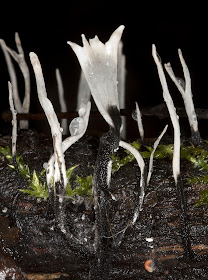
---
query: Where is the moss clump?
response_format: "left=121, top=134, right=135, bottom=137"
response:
left=195, top=190, right=208, bottom=206
left=19, top=170, right=48, bottom=200
left=1, top=140, right=208, bottom=206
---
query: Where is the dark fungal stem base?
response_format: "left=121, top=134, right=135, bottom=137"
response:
left=176, top=175, right=196, bottom=260
left=91, top=106, right=121, bottom=279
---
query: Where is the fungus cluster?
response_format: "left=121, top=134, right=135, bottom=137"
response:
left=1, top=25, right=203, bottom=278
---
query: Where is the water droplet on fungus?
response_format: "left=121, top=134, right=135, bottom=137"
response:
left=69, top=117, right=84, bottom=136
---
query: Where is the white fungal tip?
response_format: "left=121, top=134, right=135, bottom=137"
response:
left=146, top=237, right=154, bottom=242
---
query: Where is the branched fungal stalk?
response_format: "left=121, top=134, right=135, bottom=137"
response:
left=0, top=33, right=30, bottom=129
left=47, top=101, right=91, bottom=193
left=152, top=44, right=195, bottom=260
left=152, top=44, right=180, bottom=184
left=164, top=49, right=200, bottom=145
left=30, top=51, right=93, bottom=261
left=69, top=25, right=124, bottom=279
left=29, top=52, right=67, bottom=195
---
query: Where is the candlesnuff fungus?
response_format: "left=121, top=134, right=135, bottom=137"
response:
left=69, top=25, right=125, bottom=279
left=117, top=41, right=126, bottom=139
left=68, top=25, right=124, bottom=130
left=0, top=33, right=30, bottom=129
left=152, top=44, right=180, bottom=184
left=152, top=44, right=195, bottom=260
left=29, top=52, right=67, bottom=195
left=165, top=49, right=200, bottom=146
left=47, top=100, right=91, bottom=193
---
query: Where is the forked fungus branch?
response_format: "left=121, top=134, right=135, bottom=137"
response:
left=1, top=33, right=30, bottom=129
left=165, top=49, right=200, bottom=145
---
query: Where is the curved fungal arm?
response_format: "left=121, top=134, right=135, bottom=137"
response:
left=0, top=33, right=30, bottom=129
left=147, top=125, right=168, bottom=186
left=164, top=50, right=200, bottom=144
left=0, top=39, right=21, bottom=111
left=152, top=44, right=180, bottom=184
left=30, top=52, right=67, bottom=190
left=46, top=101, right=91, bottom=188
left=119, top=140, right=146, bottom=224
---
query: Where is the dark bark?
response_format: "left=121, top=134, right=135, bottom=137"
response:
left=176, top=175, right=197, bottom=260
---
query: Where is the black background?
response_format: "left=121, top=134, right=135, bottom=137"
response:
left=0, top=3, right=207, bottom=138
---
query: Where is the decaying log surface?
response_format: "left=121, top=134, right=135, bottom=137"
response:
left=26, top=273, right=70, bottom=279
left=0, top=130, right=208, bottom=279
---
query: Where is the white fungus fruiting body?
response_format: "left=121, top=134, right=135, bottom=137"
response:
left=165, top=49, right=199, bottom=140
left=1, top=33, right=30, bottom=129
left=68, top=25, right=125, bottom=129
left=152, top=44, right=180, bottom=184
left=29, top=52, right=67, bottom=189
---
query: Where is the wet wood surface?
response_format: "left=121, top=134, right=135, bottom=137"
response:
left=0, top=130, right=208, bottom=279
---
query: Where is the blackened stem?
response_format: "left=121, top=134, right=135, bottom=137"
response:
left=91, top=126, right=120, bottom=280
left=176, top=175, right=196, bottom=260
left=190, top=128, right=201, bottom=147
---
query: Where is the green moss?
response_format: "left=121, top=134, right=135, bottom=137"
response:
left=74, top=175, right=93, bottom=196
left=19, top=170, right=48, bottom=200
left=0, top=146, right=13, bottom=162
left=195, top=190, right=208, bottom=206
left=1, top=141, right=208, bottom=205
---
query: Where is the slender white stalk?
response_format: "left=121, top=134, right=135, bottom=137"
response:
left=46, top=101, right=91, bottom=188
left=14, top=33, right=30, bottom=116
left=147, top=125, right=168, bottom=185
left=0, top=34, right=30, bottom=129
left=56, top=68, right=68, bottom=135
left=8, top=82, right=17, bottom=158
left=30, top=52, right=67, bottom=190
left=118, top=41, right=126, bottom=138
left=152, top=44, right=180, bottom=184
left=178, top=49, right=198, bottom=132
left=165, top=49, right=199, bottom=136
left=76, top=70, right=91, bottom=110
left=0, top=39, right=20, bottom=110
left=135, top=102, right=144, bottom=141
left=119, top=140, right=145, bottom=224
